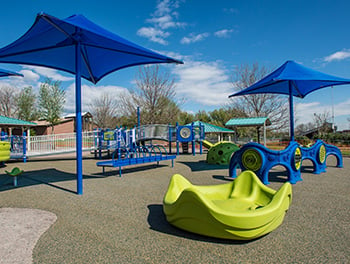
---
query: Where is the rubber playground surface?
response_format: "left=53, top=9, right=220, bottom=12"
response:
left=0, top=153, right=349, bottom=263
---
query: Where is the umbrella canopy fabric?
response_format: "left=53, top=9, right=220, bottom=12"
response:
left=228, top=60, right=350, bottom=141
left=0, top=12, right=182, bottom=84
left=0, top=13, right=182, bottom=194
left=0, top=68, right=23, bottom=78
left=229, top=60, right=350, bottom=98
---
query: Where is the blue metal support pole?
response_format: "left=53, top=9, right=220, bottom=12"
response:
left=98, top=129, right=103, bottom=160
left=76, top=40, right=83, bottom=195
left=200, top=123, right=203, bottom=155
left=117, top=128, right=121, bottom=159
left=176, top=122, right=179, bottom=155
left=168, top=124, right=172, bottom=154
left=191, top=122, right=195, bottom=156
left=289, top=82, right=295, bottom=141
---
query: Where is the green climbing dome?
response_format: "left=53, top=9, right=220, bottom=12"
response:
left=206, top=141, right=240, bottom=165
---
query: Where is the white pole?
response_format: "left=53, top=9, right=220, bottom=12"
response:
left=263, top=121, right=267, bottom=146
left=27, top=128, right=31, bottom=151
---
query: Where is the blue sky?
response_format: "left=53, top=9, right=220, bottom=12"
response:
left=0, top=0, right=349, bottom=130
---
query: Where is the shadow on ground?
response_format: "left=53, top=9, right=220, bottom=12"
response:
left=0, top=168, right=104, bottom=194
left=178, top=160, right=228, bottom=172
left=6, top=156, right=96, bottom=163
left=92, top=164, right=168, bottom=177
left=212, top=175, right=234, bottom=182
left=147, top=204, right=262, bottom=245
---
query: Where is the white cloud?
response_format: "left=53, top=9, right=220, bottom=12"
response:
left=138, top=0, right=186, bottom=45
left=19, top=70, right=40, bottom=82
left=214, top=29, right=234, bottom=38
left=324, top=49, right=350, bottom=62
left=295, top=99, right=350, bottom=130
left=64, top=83, right=128, bottom=114
left=155, top=0, right=172, bottom=15
left=180, top=33, right=210, bottom=44
left=137, top=27, right=170, bottom=45
left=24, top=65, right=74, bottom=82
left=0, top=65, right=75, bottom=93
left=146, top=14, right=186, bottom=30
left=0, top=68, right=40, bottom=90
left=335, top=98, right=350, bottom=116
left=172, top=59, right=232, bottom=106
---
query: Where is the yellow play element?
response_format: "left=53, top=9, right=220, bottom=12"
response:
left=163, top=171, right=292, bottom=240
left=201, top=139, right=213, bottom=149
left=0, top=141, right=10, bottom=162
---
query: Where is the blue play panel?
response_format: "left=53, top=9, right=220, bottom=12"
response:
left=229, top=140, right=343, bottom=184
left=97, top=145, right=176, bottom=176
left=299, top=139, right=343, bottom=173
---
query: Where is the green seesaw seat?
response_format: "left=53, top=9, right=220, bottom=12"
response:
left=5, top=167, right=24, bottom=187
left=163, top=171, right=292, bottom=240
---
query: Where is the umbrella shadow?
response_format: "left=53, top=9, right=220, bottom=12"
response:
left=300, top=165, right=316, bottom=173
left=0, top=168, right=104, bottom=194
left=212, top=175, right=234, bottom=182
left=178, top=160, right=228, bottom=172
left=147, top=204, right=261, bottom=244
left=267, top=170, right=290, bottom=183
left=92, top=164, right=168, bottom=177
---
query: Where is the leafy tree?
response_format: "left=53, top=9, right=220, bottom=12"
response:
left=38, top=78, right=66, bottom=133
left=194, top=110, right=211, bottom=123
left=209, top=107, right=246, bottom=127
left=0, top=85, right=18, bottom=117
left=154, top=96, right=181, bottom=124
left=177, top=111, right=195, bottom=125
left=16, top=86, right=38, bottom=121
left=230, top=63, right=289, bottom=131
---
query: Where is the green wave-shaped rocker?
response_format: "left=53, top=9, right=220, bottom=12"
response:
left=163, top=171, right=292, bottom=240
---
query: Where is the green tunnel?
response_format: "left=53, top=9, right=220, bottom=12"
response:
left=206, top=141, right=240, bottom=165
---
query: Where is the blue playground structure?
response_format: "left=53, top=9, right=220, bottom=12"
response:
left=229, top=139, right=343, bottom=184
left=229, top=141, right=302, bottom=184
left=96, top=144, right=176, bottom=177
left=228, top=61, right=347, bottom=184
left=299, top=139, right=343, bottom=173
left=96, top=123, right=205, bottom=158
left=1, top=132, right=27, bottom=162
left=95, top=123, right=205, bottom=176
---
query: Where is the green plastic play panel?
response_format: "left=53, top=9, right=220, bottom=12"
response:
left=163, top=171, right=292, bottom=240
left=206, top=141, right=240, bottom=165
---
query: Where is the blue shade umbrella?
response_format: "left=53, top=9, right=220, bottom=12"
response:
left=0, top=68, right=23, bottom=77
left=0, top=13, right=183, bottom=194
left=229, top=60, right=350, bottom=141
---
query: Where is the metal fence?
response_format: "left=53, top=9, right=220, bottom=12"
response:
left=25, top=131, right=96, bottom=157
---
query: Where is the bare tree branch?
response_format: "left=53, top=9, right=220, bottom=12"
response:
left=89, top=93, right=120, bottom=129
left=230, top=63, right=289, bottom=131
left=120, top=65, right=180, bottom=125
left=0, top=86, right=18, bottom=117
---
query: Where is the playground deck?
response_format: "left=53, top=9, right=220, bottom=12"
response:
left=0, top=154, right=348, bottom=263
left=96, top=154, right=176, bottom=176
